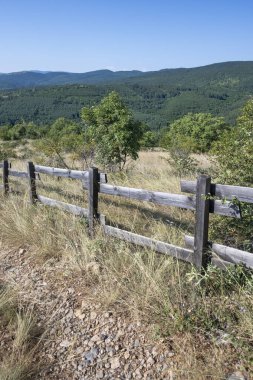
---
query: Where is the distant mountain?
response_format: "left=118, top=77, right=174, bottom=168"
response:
left=0, top=69, right=144, bottom=89
left=0, top=62, right=253, bottom=129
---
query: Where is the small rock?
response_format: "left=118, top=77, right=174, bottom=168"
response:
left=74, top=308, right=85, bottom=320
left=59, top=340, right=71, bottom=348
left=84, top=348, right=98, bottom=363
left=90, top=311, right=97, bottom=320
left=96, top=370, right=104, bottom=379
left=110, top=356, right=120, bottom=370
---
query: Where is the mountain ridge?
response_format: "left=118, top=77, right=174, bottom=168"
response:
left=1, top=61, right=253, bottom=89
left=0, top=61, right=253, bottom=129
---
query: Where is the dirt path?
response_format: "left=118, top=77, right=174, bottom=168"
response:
left=0, top=247, right=176, bottom=379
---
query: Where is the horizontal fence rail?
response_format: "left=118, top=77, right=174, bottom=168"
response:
left=1, top=160, right=253, bottom=271
left=100, top=215, right=194, bottom=263
left=185, top=235, right=253, bottom=269
left=35, top=164, right=107, bottom=183
left=83, top=182, right=241, bottom=218
left=181, top=180, right=253, bottom=204
left=38, top=195, right=88, bottom=217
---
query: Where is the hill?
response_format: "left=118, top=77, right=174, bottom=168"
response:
left=0, top=61, right=253, bottom=129
left=0, top=69, right=144, bottom=89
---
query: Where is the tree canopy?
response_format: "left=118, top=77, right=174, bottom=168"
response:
left=81, top=91, right=144, bottom=170
left=161, top=112, right=228, bottom=153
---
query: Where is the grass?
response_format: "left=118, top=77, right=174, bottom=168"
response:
left=0, top=151, right=252, bottom=378
left=0, top=285, right=39, bottom=380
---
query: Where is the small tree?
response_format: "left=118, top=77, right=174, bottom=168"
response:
left=81, top=91, right=144, bottom=170
left=211, top=99, right=253, bottom=250
left=161, top=113, right=228, bottom=153
left=34, top=117, right=92, bottom=168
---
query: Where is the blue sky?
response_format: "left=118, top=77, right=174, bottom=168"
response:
left=0, top=0, right=253, bottom=73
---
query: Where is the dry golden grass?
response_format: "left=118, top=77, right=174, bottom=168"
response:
left=0, top=151, right=252, bottom=379
left=0, top=285, right=38, bottom=380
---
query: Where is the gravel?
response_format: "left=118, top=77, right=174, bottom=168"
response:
left=0, top=247, right=176, bottom=379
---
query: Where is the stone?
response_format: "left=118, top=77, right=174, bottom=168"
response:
left=110, top=356, right=120, bottom=370
left=84, top=348, right=98, bottom=363
left=90, top=311, right=97, bottom=320
left=59, top=340, right=71, bottom=348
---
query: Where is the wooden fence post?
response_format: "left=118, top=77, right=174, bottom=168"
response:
left=3, top=160, right=9, bottom=195
left=27, top=161, right=37, bottom=204
left=88, top=167, right=99, bottom=237
left=194, top=175, right=211, bottom=269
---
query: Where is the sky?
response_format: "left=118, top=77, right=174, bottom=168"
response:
left=0, top=0, right=253, bottom=73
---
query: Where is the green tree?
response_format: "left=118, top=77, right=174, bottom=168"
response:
left=81, top=91, right=144, bottom=170
left=35, top=117, right=88, bottom=168
left=211, top=99, right=253, bottom=250
left=161, top=113, right=228, bottom=153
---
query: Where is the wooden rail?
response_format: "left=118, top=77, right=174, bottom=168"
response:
left=181, top=180, right=253, bottom=204
left=1, top=160, right=252, bottom=271
left=185, top=235, right=253, bottom=269
left=38, top=195, right=88, bottom=217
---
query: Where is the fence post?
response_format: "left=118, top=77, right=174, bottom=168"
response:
left=88, top=167, right=99, bottom=237
left=27, top=161, right=37, bottom=204
left=194, top=175, right=211, bottom=269
left=3, top=160, right=9, bottom=195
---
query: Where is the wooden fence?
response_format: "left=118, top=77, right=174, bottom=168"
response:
left=1, top=160, right=253, bottom=270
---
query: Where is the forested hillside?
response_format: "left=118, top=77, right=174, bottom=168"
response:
left=0, top=61, right=253, bottom=129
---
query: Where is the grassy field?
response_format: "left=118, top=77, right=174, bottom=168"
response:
left=0, top=151, right=252, bottom=379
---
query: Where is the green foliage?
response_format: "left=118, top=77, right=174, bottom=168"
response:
left=0, top=142, right=17, bottom=160
left=162, top=113, right=228, bottom=153
left=81, top=91, right=144, bottom=170
left=139, top=130, right=158, bottom=148
left=211, top=99, right=253, bottom=250
left=165, top=148, right=198, bottom=177
left=34, top=117, right=92, bottom=168
left=0, top=121, right=46, bottom=141
left=1, top=62, right=253, bottom=130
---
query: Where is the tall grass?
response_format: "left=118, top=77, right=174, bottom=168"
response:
left=0, top=151, right=252, bottom=378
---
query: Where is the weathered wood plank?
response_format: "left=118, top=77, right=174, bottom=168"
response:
left=9, top=170, right=28, bottom=178
left=185, top=235, right=253, bottom=269
left=84, top=182, right=240, bottom=217
left=181, top=180, right=253, bottom=204
left=3, top=160, right=9, bottom=195
left=27, top=162, right=37, bottom=204
left=35, top=165, right=107, bottom=183
left=103, top=224, right=193, bottom=263
left=37, top=195, right=88, bottom=217
left=194, top=175, right=211, bottom=268
left=213, top=200, right=241, bottom=218
left=99, top=184, right=196, bottom=209
left=88, top=167, right=99, bottom=237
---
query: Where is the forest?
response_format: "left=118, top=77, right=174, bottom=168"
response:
left=0, top=61, right=253, bottom=130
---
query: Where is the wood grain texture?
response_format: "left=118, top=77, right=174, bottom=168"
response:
left=88, top=167, right=99, bottom=237
left=103, top=224, right=193, bottom=263
left=35, top=165, right=107, bottom=183
left=27, top=162, right=37, bottom=204
left=194, top=175, right=211, bottom=268
left=181, top=180, right=253, bottom=204
left=185, top=235, right=253, bottom=269
left=99, top=183, right=196, bottom=209
left=37, top=195, right=88, bottom=216
left=9, top=170, right=28, bottom=178
left=3, top=160, right=9, bottom=195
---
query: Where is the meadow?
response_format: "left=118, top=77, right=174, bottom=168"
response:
left=0, top=150, right=252, bottom=379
